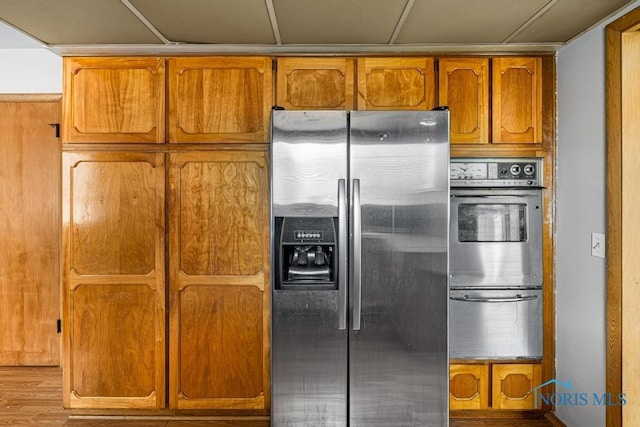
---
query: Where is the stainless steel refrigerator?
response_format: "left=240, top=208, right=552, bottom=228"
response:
left=271, top=110, right=449, bottom=426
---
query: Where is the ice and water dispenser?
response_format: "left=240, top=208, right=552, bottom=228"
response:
left=274, top=217, right=337, bottom=291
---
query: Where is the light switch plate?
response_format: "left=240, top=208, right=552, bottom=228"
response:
left=591, top=232, right=605, bottom=258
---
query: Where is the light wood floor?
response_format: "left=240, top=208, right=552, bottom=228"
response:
left=0, top=366, right=555, bottom=426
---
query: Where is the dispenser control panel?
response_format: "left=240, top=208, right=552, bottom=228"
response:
left=294, top=230, right=324, bottom=241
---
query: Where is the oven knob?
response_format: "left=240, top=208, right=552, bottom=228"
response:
left=510, top=164, right=521, bottom=175
left=524, top=164, right=535, bottom=176
left=501, top=168, right=508, bottom=175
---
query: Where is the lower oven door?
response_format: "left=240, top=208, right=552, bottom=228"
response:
left=449, top=289, right=542, bottom=359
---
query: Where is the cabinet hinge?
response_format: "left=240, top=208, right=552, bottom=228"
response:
left=56, top=319, right=62, bottom=334
left=48, top=123, right=60, bottom=138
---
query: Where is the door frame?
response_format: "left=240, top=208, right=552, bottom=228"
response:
left=605, top=6, right=640, bottom=427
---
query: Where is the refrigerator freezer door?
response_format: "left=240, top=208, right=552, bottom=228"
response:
left=348, top=111, right=450, bottom=426
left=271, top=110, right=348, bottom=218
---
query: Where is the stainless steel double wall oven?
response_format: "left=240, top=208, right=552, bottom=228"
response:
left=449, top=157, right=543, bottom=359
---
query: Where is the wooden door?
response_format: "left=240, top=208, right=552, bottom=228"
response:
left=62, top=57, right=166, bottom=144
left=0, top=96, right=60, bottom=366
left=356, top=57, right=436, bottom=110
left=276, top=57, right=355, bottom=110
left=439, top=58, right=490, bottom=144
left=449, top=364, right=489, bottom=410
left=491, top=363, right=542, bottom=409
left=169, top=150, right=270, bottom=411
left=168, top=57, right=273, bottom=143
left=492, top=57, right=542, bottom=144
left=61, top=151, right=165, bottom=409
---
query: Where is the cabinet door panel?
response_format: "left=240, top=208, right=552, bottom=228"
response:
left=62, top=57, right=165, bottom=143
left=276, top=58, right=355, bottom=110
left=492, top=57, right=542, bottom=144
left=357, top=57, right=435, bottom=110
left=169, top=150, right=270, bottom=411
left=168, top=57, right=273, bottom=143
left=62, top=151, right=165, bottom=409
left=439, top=58, right=489, bottom=143
left=449, top=364, right=489, bottom=410
left=491, top=363, right=542, bottom=409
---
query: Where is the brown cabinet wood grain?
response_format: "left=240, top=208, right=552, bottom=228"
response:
left=449, top=364, right=490, bottom=410
left=276, top=57, right=355, bottom=110
left=168, top=150, right=270, bottom=411
left=492, top=57, right=542, bottom=144
left=62, top=57, right=165, bottom=144
left=61, top=151, right=166, bottom=409
left=491, top=363, right=542, bottom=410
left=439, top=58, right=490, bottom=144
left=357, top=57, right=436, bottom=110
left=168, top=57, right=273, bottom=143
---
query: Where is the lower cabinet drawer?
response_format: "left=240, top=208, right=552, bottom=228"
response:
left=491, top=363, right=542, bottom=410
left=450, top=362, right=541, bottom=410
left=450, top=364, right=490, bottom=409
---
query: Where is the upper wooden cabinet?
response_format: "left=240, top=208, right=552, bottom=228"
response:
left=168, top=57, right=273, bottom=143
left=492, top=57, right=542, bottom=144
left=276, top=57, right=355, bottom=110
left=439, top=58, right=490, bottom=144
left=168, top=150, right=270, bottom=411
left=62, top=57, right=165, bottom=144
left=357, top=57, right=436, bottom=110
left=61, top=151, right=166, bottom=409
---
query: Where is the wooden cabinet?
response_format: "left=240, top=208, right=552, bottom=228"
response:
left=276, top=57, right=355, bottom=110
left=492, top=57, right=542, bottom=144
left=492, top=363, right=542, bottom=410
left=450, top=362, right=541, bottom=411
left=439, top=58, right=490, bottom=144
left=62, top=57, right=165, bottom=144
left=168, top=57, right=273, bottom=143
left=61, top=151, right=166, bottom=409
left=450, top=364, right=489, bottom=410
left=356, top=57, right=436, bottom=110
left=168, top=150, right=270, bottom=411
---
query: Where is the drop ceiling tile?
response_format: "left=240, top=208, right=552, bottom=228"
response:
left=510, top=0, right=632, bottom=43
left=395, top=0, right=550, bottom=44
left=130, top=0, right=275, bottom=44
left=273, top=0, right=408, bottom=44
left=0, top=0, right=162, bottom=45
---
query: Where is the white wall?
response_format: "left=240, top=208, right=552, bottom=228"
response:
left=556, top=1, right=640, bottom=425
left=0, top=49, right=61, bottom=93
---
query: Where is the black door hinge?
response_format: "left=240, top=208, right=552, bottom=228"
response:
left=56, top=319, right=62, bottom=334
left=48, top=123, right=60, bottom=138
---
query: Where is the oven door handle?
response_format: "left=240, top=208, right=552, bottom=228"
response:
left=450, top=195, right=533, bottom=199
left=450, top=294, right=538, bottom=303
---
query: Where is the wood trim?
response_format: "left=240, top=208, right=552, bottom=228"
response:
left=605, top=9, right=634, bottom=427
left=545, top=411, right=567, bottom=427
left=0, top=93, right=62, bottom=102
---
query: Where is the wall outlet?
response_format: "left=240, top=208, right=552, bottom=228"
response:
left=591, top=232, right=605, bottom=258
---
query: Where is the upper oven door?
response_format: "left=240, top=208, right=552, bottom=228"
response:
left=450, top=188, right=543, bottom=289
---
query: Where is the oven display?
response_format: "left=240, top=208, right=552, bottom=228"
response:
left=450, top=162, right=488, bottom=180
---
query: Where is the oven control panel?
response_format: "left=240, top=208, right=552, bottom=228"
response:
left=451, top=158, right=543, bottom=187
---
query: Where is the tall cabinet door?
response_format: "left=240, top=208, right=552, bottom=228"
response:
left=168, top=57, right=273, bottom=143
left=356, top=57, right=436, bottom=110
left=61, top=151, right=166, bottom=409
left=439, top=58, right=490, bottom=144
left=492, top=57, right=542, bottom=144
left=169, top=150, right=270, bottom=411
left=62, top=57, right=165, bottom=144
left=276, top=57, right=355, bottom=110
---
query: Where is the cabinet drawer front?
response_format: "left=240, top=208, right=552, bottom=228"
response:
left=491, top=363, right=542, bottom=409
left=450, top=364, right=490, bottom=410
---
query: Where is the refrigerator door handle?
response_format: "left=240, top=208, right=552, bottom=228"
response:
left=338, top=179, right=347, bottom=330
left=352, top=179, right=362, bottom=331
